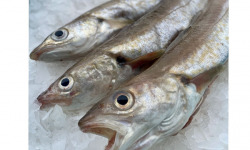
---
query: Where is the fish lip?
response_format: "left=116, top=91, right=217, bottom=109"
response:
left=30, top=44, right=55, bottom=60
left=30, top=46, right=46, bottom=60
left=37, top=93, right=73, bottom=109
left=78, top=121, right=123, bottom=150
left=29, top=49, right=40, bottom=60
left=30, top=43, right=47, bottom=60
left=30, top=37, right=75, bottom=61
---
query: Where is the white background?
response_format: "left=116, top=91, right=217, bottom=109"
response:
left=0, top=0, right=249, bottom=149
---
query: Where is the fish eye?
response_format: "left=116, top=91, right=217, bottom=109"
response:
left=55, top=30, right=63, bottom=37
left=61, top=78, right=69, bottom=86
left=114, top=91, right=134, bottom=110
left=58, top=76, right=74, bottom=91
left=117, top=95, right=128, bottom=105
left=51, top=28, right=68, bottom=41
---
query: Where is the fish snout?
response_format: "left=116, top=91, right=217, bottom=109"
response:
left=37, top=90, right=73, bottom=109
left=30, top=43, right=46, bottom=60
left=30, top=43, right=52, bottom=60
left=37, top=91, right=53, bottom=108
left=78, top=114, right=96, bottom=132
left=29, top=49, right=40, bottom=60
left=78, top=114, right=124, bottom=150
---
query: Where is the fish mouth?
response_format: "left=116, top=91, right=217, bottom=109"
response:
left=30, top=45, right=55, bottom=60
left=78, top=121, right=124, bottom=150
left=37, top=92, right=73, bottom=109
left=29, top=49, right=40, bottom=60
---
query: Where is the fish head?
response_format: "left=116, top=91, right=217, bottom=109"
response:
left=30, top=15, right=109, bottom=61
left=78, top=74, right=196, bottom=150
left=37, top=53, right=133, bottom=109
left=37, top=72, right=81, bottom=108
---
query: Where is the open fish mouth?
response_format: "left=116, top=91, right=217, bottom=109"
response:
left=78, top=122, right=123, bottom=150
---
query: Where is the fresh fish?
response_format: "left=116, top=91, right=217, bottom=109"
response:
left=29, top=0, right=162, bottom=61
left=78, top=0, right=228, bottom=149
left=37, top=0, right=209, bottom=111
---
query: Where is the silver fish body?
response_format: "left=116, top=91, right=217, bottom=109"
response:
left=37, top=0, right=209, bottom=111
left=30, top=0, right=161, bottom=61
left=78, top=0, right=228, bottom=149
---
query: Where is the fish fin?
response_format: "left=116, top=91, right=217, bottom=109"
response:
left=182, top=88, right=209, bottom=129
left=190, top=63, right=227, bottom=93
left=182, top=66, right=223, bottom=129
left=181, top=63, right=227, bottom=129
left=128, top=49, right=165, bottom=70
left=105, top=19, right=134, bottom=30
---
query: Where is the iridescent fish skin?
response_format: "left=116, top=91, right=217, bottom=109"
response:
left=29, top=0, right=161, bottom=61
left=78, top=0, right=228, bottom=149
left=37, top=0, right=208, bottom=111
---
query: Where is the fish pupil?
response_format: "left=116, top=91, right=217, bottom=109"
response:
left=61, top=78, right=70, bottom=86
left=116, top=56, right=126, bottom=66
left=117, top=95, right=128, bottom=105
left=55, top=30, right=63, bottom=37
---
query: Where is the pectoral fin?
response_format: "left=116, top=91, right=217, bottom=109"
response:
left=190, top=63, right=227, bottom=93
left=182, top=62, right=228, bottom=129
left=128, top=49, right=165, bottom=70
left=182, top=89, right=208, bottom=129
left=106, top=19, right=134, bottom=30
